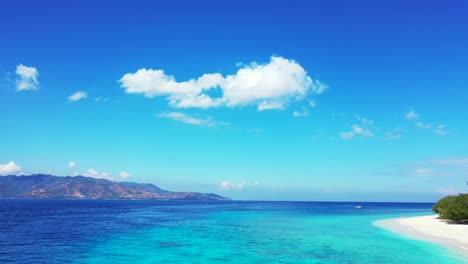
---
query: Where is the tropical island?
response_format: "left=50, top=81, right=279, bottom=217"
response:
left=0, top=174, right=229, bottom=201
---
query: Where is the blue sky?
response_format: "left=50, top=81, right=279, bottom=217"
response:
left=1, top=0, right=467, bottom=201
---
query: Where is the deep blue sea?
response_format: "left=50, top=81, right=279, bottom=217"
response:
left=0, top=200, right=465, bottom=263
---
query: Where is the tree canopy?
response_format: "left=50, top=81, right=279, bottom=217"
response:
left=433, top=193, right=468, bottom=223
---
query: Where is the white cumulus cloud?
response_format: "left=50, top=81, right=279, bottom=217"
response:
left=119, top=171, right=130, bottom=179
left=219, top=181, right=246, bottom=191
left=0, top=161, right=21, bottom=175
left=73, top=168, right=131, bottom=181
left=119, top=56, right=327, bottom=111
left=16, top=64, right=39, bottom=91
left=67, top=91, right=88, bottom=102
left=83, top=169, right=113, bottom=180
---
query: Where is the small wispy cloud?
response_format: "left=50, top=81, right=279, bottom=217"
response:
left=405, top=109, right=450, bottom=136
left=339, top=132, right=355, bottom=140
left=339, top=116, right=374, bottom=140
left=356, top=115, right=373, bottom=125
left=68, top=161, right=76, bottom=169
left=386, top=128, right=401, bottom=140
left=16, top=64, right=39, bottom=91
left=352, top=125, right=373, bottom=137
left=415, top=122, right=432, bottom=129
left=414, top=168, right=433, bottom=176
left=434, top=125, right=448, bottom=136
left=386, top=132, right=401, bottom=140
left=431, top=158, right=468, bottom=166
left=258, top=101, right=285, bottom=111
left=67, top=91, right=88, bottom=102
left=219, top=181, right=261, bottom=191
left=405, top=109, right=419, bottom=120
left=94, top=97, right=110, bottom=103
left=219, top=181, right=246, bottom=191
left=437, top=188, right=465, bottom=196
left=293, top=108, right=309, bottom=117
left=405, top=157, right=468, bottom=179
left=158, top=112, right=229, bottom=127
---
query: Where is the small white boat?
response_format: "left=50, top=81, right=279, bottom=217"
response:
left=355, top=206, right=363, bottom=209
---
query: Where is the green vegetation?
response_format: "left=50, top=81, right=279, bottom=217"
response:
left=432, top=193, right=468, bottom=223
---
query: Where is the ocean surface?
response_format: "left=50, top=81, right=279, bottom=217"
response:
left=0, top=200, right=465, bottom=263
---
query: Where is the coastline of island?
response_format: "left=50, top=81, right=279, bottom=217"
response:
left=374, top=215, right=468, bottom=258
left=0, top=174, right=230, bottom=201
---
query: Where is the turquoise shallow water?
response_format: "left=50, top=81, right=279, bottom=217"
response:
left=0, top=200, right=466, bottom=263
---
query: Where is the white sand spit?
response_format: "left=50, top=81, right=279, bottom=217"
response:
left=374, top=215, right=468, bottom=257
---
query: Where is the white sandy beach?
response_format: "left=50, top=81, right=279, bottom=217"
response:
left=374, top=215, right=468, bottom=256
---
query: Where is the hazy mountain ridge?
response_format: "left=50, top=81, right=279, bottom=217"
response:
left=0, top=174, right=229, bottom=200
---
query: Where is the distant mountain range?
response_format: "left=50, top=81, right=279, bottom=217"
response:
left=0, top=174, right=229, bottom=200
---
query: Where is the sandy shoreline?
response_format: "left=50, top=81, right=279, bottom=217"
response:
left=374, top=215, right=468, bottom=257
